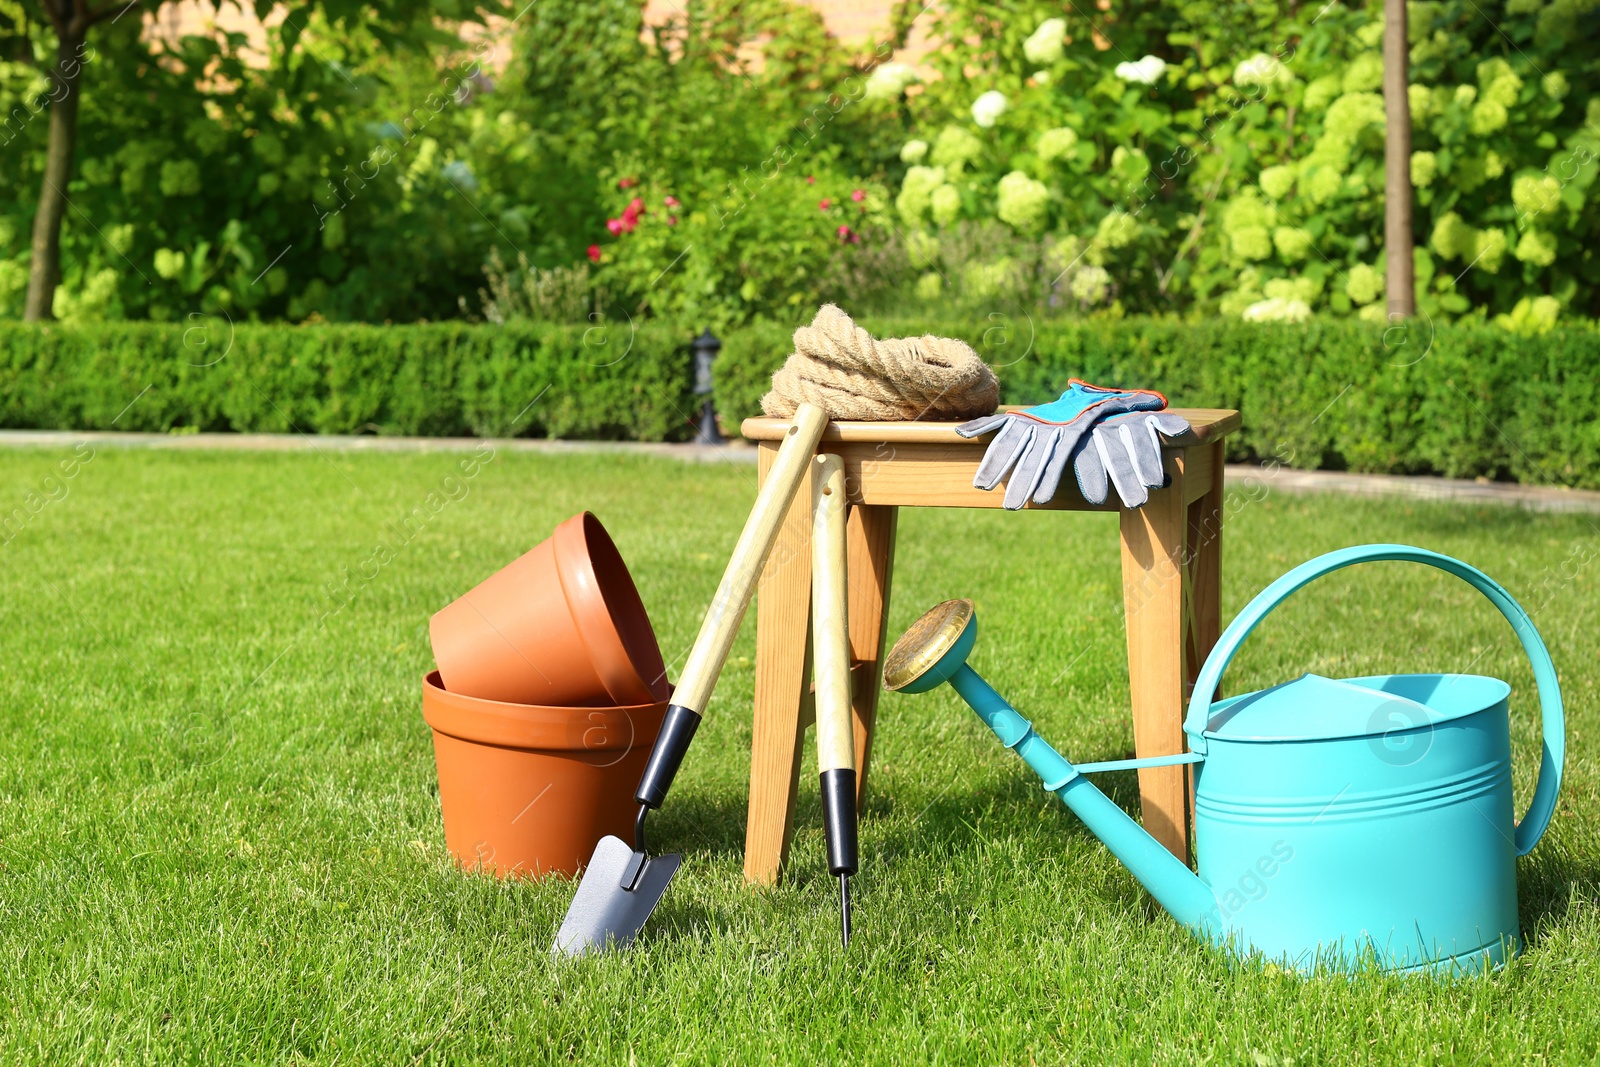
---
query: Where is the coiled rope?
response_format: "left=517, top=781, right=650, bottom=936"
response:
left=760, top=305, right=999, bottom=422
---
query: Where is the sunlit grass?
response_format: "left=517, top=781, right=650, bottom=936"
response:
left=1, top=444, right=1596, bottom=1063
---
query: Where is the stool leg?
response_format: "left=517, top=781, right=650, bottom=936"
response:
left=1184, top=444, right=1226, bottom=804
left=845, top=504, right=897, bottom=806
left=744, top=445, right=816, bottom=886
left=1118, top=463, right=1191, bottom=864
left=1185, top=443, right=1225, bottom=690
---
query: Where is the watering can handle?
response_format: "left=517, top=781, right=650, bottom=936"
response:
left=1182, top=544, right=1565, bottom=856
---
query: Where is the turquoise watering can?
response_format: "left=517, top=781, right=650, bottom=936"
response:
left=884, top=545, right=1565, bottom=974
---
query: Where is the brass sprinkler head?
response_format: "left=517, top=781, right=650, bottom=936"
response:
left=884, top=599, right=978, bottom=695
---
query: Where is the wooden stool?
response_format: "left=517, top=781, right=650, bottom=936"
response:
left=739, top=408, right=1241, bottom=884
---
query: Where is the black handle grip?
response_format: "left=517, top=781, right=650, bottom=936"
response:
left=820, top=767, right=858, bottom=876
left=634, top=703, right=701, bottom=809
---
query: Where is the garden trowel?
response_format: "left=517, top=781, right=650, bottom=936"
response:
left=553, top=403, right=829, bottom=957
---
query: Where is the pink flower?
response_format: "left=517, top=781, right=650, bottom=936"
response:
left=667, top=215, right=678, bottom=226
left=587, top=244, right=602, bottom=262
left=618, top=176, right=637, bottom=189
left=805, top=175, right=815, bottom=184
left=851, top=189, right=865, bottom=202
left=627, top=197, right=644, bottom=215
left=664, top=195, right=680, bottom=208
left=606, top=218, right=624, bottom=236
left=819, top=199, right=831, bottom=211
left=837, top=224, right=853, bottom=241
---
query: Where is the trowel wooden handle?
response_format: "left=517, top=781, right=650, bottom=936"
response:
left=810, top=454, right=854, bottom=775
left=635, top=403, right=828, bottom=813
left=675, top=402, right=828, bottom=711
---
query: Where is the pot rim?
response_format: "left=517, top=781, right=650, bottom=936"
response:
left=423, top=669, right=667, bottom=714
left=422, top=669, right=667, bottom=751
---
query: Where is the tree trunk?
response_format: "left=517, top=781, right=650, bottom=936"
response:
left=1382, top=0, right=1415, bottom=318
left=23, top=30, right=87, bottom=323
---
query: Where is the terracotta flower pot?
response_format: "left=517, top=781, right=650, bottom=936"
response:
left=429, top=512, right=668, bottom=707
left=422, top=670, right=666, bottom=878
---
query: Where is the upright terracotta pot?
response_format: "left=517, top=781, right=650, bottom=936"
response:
left=429, top=512, right=668, bottom=707
left=422, top=670, right=666, bottom=878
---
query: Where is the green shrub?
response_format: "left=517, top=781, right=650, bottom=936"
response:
left=0, top=321, right=697, bottom=441
left=714, top=316, right=1600, bottom=488
left=7, top=317, right=1598, bottom=488
left=883, top=0, right=1600, bottom=326
left=0, top=12, right=508, bottom=324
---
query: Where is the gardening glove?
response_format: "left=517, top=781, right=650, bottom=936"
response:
left=1072, top=410, right=1193, bottom=509
left=956, top=379, right=1167, bottom=510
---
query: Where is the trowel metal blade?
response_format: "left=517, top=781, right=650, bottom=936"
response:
left=552, top=835, right=682, bottom=958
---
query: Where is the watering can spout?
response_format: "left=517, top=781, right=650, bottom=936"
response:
left=884, top=601, right=1220, bottom=936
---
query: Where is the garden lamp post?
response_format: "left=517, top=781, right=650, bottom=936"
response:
left=691, top=329, right=723, bottom=445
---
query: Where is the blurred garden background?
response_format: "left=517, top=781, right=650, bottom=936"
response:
left=3, top=0, right=1599, bottom=483
left=6, top=7, right=1600, bottom=1060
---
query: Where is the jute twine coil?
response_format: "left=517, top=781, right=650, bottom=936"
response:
left=759, top=304, right=999, bottom=422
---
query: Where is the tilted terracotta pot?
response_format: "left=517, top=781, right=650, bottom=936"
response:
left=429, top=512, right=668, bottom=707
left=422, top=670, right=666, bottom=878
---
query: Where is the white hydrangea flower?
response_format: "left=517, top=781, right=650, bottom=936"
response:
left=900, top=139, right=929, bottom=164
left=931, top=184, right=963, bottom=228
left=1469, top=99, right=1508, bottom=135
left=1259, top=164, right=1295, bottom=200
left=1272, top=227, right=1312, bottom=261
left=1265, top=276, right=1322, bottom=304
left=1037, top=127, right=1079, bottom=163
left=1241, top=296, right=1312, bottom=323
left=1514, top=229, right=1557, bottom=267
left=1512, top=173, right=1561, bottom=216
left=1345, top=263, right=1383, bottom=305
left=996, top=170, right=1050, bottom=233
left=1023, top=18, right=1066, bottom=66
left=866, top=62, right=920, bottom=102
left=1410, top=151, right=1437, bottom=188
left=1494, top=295, right=1560, bottom=335
left=1114, top=55, right=1167, bottom=85
left=931, top=126, right=984, bottom=169
left=154, top=248, right=186, bottom=279
left=971, top=89, right=1008, bottom=128
left=1234, top=53, right=1289, bottom=88
left=896, top=165, right=947, bottom=223
left=1069, top=264, right=1111, bottom=304
left=1096, top=210, right=1138, bottom=248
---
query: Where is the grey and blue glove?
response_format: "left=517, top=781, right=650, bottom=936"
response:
left=956, top=379, right=1168, bottom=510
left=1072, top=410, right=1193, bottom=508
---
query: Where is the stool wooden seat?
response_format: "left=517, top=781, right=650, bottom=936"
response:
left=738, top=408, right=1241, bottom=883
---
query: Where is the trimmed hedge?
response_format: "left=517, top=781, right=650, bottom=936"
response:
left=715, top=317, right=1600, bottom=489
left=0, top=322, right=697, bottom=442
left=4, top=318, right=1599, bottom=488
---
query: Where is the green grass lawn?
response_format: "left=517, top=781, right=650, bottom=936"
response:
left=2, top=443, right=1597, bottom=1064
